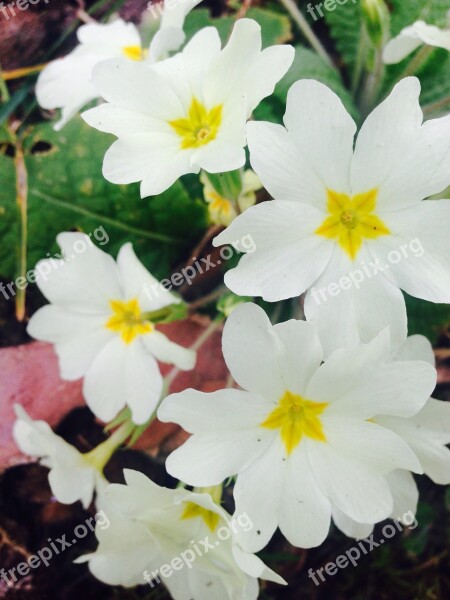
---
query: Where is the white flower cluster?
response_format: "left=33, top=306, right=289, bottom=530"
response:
left=13, top=2, right=450, bottom=598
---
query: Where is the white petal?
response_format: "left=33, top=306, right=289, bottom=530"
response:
left=395, top=334, right=435, bottom=365
left=351, top=78, right=443, bottom=211
left=246, top=121, right=326, bottom=207
left=77, top=19, right=141, bottom=49
left=234, top=439, right=286, bottom=552
left=309, top=444, right=393, bottom=524
left=304, top=246, right=408, bottom=357
left=165, top=429, right=273, bottom=487
left=278, top=448, right=332, bottom=548
left=372, top=201, right=450, bottom=303
left=158, top=388, right=272, bottom=432
left=214, top=201, right=332, bottom=302
left=116, top=243, right=178, bottom=311
left=191, top=139, right=246, bottom=173
left=284, top=79, right=356, bottom=195
left=82, top=103, right=167, bottom=138
left=328, top=360, right=436, bottom=419
left=383, top=26, right=423, bottom=64
left=13, top=406, right=59, bottom=457
left=322, top=417, right=422, bottom=474
left=221, top=303, right=285, bottom=400
left=386, top=470, right=419, bottom=522
left=160, top=0, right=203, bottom=30
left=142, top=330, right=196, bottom=370
left=204, top=19, right=294, bottom=113
left=90, top=57, right=183, bottom=118
left=232, top=546, right=286, bottom=585
left=272, top=319, right=323, bottom=395
left=83, top=337, right=163, bottom=424
left=332, top=507, right=374, bottom=540
left=27, top=305, right=112, bottom=380
left=33, top=232, right=122, bottom=312
left=102, top=133, right=189, bottom=193
left=48, top=460, right=96, bottom=508
left=149, top=27, right=186, bottom=62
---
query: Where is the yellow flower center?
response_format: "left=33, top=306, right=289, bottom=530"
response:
left=105, top=298, right=153, bottom=344
left=315, top=189, right=390, bottom=260
left=169, top=98, right=223, bottom=150
left=261, top=391, right=328, bottom=454
left=122, top=45, right=147, bottom=61
left=181, top=502, right=220, bottom=532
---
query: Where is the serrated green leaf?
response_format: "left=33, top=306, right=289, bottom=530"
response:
left=324, top=0, right=362, bottom=72
left=0, top=117, right=208, bottom=283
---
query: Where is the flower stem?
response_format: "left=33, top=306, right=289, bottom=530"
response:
left=14, top=137, right=28, bottom=322
left=2, top=64, right=47, bottom=81
left=359, top=47, right=385, bottom=116
left=393, top=44, right=434, bottom=84
left=352, top=26, right=369, bottom=96
left=85, top=421, right=135, bottom=471
left=278, top=0, right=333, bottom=67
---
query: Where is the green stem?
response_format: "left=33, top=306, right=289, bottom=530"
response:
left=278, top=0, right=333, bottom=67
left=359, top=46, right=385, bottom=116
left=0, top=68, right=10, bottom=103
left=393, top=44, right=434, bottom=84
left=84, top=421, right=135, bottom=471
left=351, top=26, right=369, bottom=96
left=30, top=189, right=183, bottom=245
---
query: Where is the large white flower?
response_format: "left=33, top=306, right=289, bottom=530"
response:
left=383, top=20, right=450, bottom=64
left=27, top=233, right=195, bottom=425
left=158, top=303, right=436, bottom=551
left=13, top=405, right=108, bottom=508
left=36, top=1, right=202, bottom=130
left=82, top=19, right=294, bottom=197
left=214, top=77, right=450, bottom=356
left=78, top=469, right=284, bottom=599
left=332, top=333, right=450, bottom=539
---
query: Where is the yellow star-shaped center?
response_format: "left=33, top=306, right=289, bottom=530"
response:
left=261, top=391, right=328, bottom=454
left=181, top=502, right=220, bottom=532
left=169, top=98, right=223, bottom=150
left=315, top=189, right=390, bottom=260
left=105, top=298, right=153, bottom=344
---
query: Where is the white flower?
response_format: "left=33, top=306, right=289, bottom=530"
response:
left=383, top=20, right=450, bottom=64
left=13, top=405, right=107, bottom=508
left=201, top=170, right=262, bottom=226
left=27, top=233, right=195, bottom=425
left=36, top=2, right=202, bottom=130
left=78, top=469, right=284, bottom=599
left=214, top=77, right=450, bottom=356
left=332, top=333, right=450, bottom=539
left=82, top=19, right=294, bottom=197
left=158, top=303, right=436, bottom=551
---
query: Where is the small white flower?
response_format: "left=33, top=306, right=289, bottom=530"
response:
left=214, top=77, right=450, bottom=356
left=36, top=1, right=202, bottom=130
left=78, top=469, right=284, bottom=599
left=201, top=170, right=262, bottom=226
left=27, top=233, right=195, bottom=425
left=13, top=405, right=107, bottom=508
left=383, top=20, right=450, bottom=64
left=82, top=19, right=294, bottom=197
left=158, top=303, right=436, bottom=550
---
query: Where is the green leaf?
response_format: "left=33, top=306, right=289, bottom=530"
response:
left=183, top=7, right=292, bottom=47
left=389, top=0, right=450, bottom=34
left=406, top=294, right=450, bottom=343
left=0, top=117, right=208, bottom=282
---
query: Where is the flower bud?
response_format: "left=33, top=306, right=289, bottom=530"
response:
left=361, top=0, right=390, bottom=47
